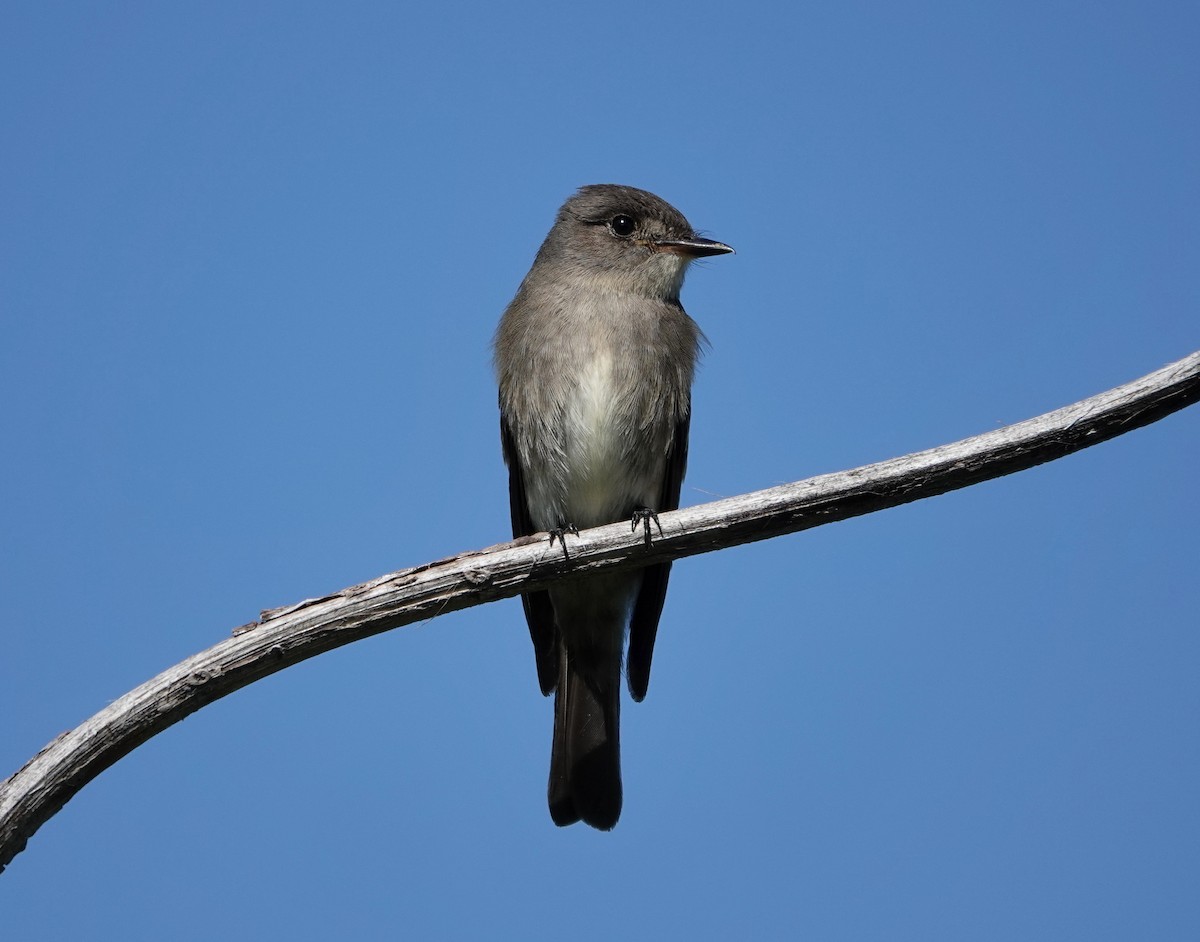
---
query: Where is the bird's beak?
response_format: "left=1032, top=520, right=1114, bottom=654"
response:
left=653, top=236, right=735, bottom=258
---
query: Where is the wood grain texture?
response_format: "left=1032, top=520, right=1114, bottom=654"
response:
left=2, top=350, right=1197, bottom=872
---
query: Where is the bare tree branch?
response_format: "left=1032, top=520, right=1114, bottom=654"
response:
left=2, top=350, right=1197, bottom=873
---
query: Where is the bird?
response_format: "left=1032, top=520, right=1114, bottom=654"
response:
left=494, top=184, right=732, bottom=829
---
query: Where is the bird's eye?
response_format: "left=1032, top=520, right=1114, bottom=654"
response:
left=609, top=214, right=636, bottom=237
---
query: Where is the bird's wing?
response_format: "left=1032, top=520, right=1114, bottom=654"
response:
left=626, top=412, right=689, bottom=702
left=501, top=412, right=560, bottom=696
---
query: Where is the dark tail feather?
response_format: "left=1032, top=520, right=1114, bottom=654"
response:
left=548, top=648, right=622, bottom=830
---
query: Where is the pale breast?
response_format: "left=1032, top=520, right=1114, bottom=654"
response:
left=562, top=349, right=665, bottom=527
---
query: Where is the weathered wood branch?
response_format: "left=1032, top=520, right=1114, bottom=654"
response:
left=2, top=350, right=1197, bottom=872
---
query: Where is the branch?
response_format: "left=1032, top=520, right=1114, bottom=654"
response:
left=2, top=351, right=1198, bottom=872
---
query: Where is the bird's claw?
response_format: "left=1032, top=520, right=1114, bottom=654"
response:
left=548, top=524, right=580, bottom=559
left=631, top=508, right=663, bottom=546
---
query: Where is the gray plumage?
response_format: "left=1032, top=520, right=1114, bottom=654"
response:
left=494, top=184, right=732, bottom=830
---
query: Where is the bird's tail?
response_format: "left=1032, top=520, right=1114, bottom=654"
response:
left=548, top=645, right=622, bottom=830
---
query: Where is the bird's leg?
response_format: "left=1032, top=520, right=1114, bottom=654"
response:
left=630, top=508, right=663, bottom=547
left=548, top=523, right=580, bottom=559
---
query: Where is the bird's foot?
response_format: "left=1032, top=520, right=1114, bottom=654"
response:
left=548, top=524, right=580, bottom=559
left=631, top=508, right=663, bottom=546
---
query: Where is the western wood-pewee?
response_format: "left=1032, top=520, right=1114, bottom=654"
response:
left=494, top=184, right=732, bottom=829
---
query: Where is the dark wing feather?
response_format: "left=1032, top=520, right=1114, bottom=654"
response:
left=626, top=413, right=690, bottom=702
left=500, top=413, right=560, bottom=696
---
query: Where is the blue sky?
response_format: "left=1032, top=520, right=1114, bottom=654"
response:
left=2, top=2, right=1197, bottom=939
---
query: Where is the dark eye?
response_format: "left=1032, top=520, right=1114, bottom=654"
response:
left=609, top=214, right=636, bottom=237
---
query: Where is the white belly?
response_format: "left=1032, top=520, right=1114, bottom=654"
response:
left=565, top=351, right=630, bottom=526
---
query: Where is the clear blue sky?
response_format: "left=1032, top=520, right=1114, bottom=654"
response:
left=2, top=3, right=1197, bottom=939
